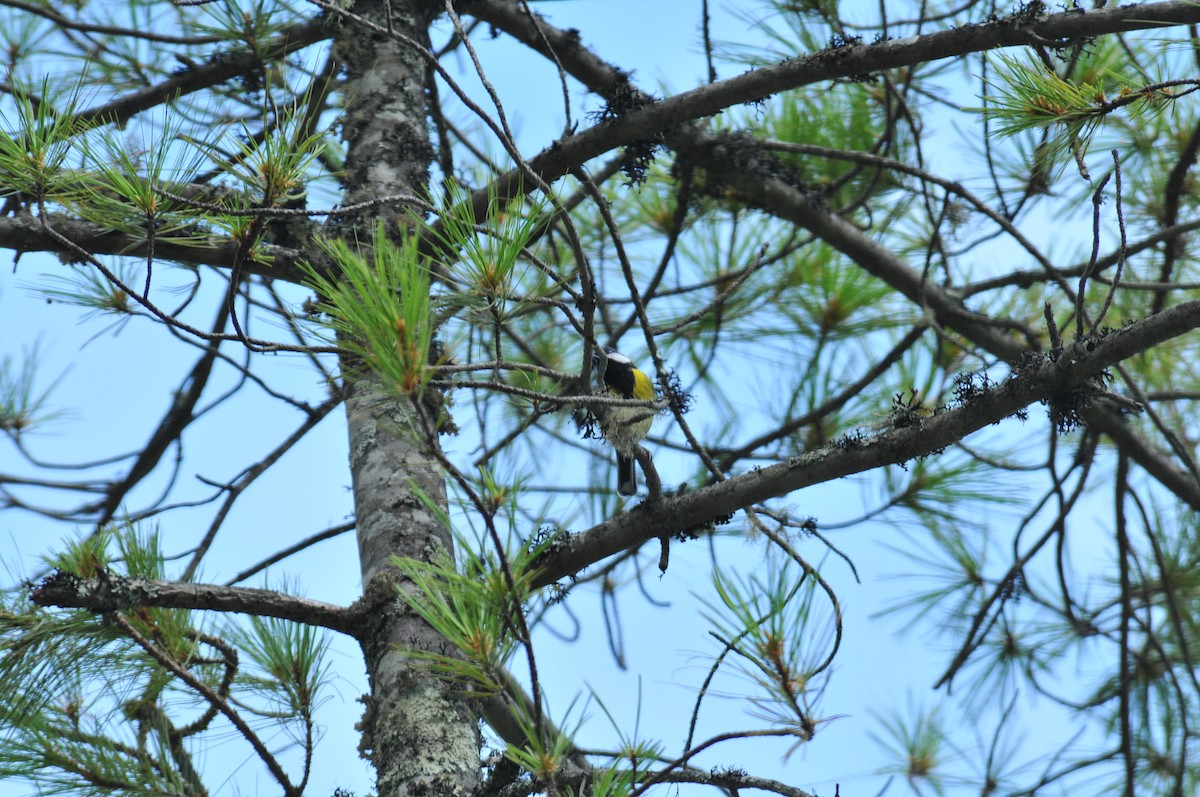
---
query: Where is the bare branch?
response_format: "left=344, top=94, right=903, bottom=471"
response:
left=30, top=570, right=362, bottom=636
left=73, top=18, right=329, bottom=128
left=533, top=299, right=1200, bottom=585
left=0, top=211, right=308, bottom=282
left=462, top=0, right=1200, bottom=218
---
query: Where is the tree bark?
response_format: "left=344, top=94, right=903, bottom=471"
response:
left=334, top=2, right=481, bottom=795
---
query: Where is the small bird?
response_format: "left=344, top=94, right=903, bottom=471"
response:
left=594, top=346, right=656, bottom=496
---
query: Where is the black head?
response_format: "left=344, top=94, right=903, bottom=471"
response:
left=594, top=346, right=631, bottom=366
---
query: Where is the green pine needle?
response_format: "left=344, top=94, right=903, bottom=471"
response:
left=302, top=224, right=439, bottom=397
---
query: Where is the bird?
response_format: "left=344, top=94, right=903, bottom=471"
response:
left=593, top=346, right=656, bottom=496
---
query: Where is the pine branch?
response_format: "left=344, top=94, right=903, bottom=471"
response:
left=29, top=571, right=362, bottom=636
left=0, top=211, right=308, bottom=280
left=72, top=17, right=329, bottom=128
left=461, top=0, right=1200, bottom=219
left=531, top=298, right=1200, bottom=585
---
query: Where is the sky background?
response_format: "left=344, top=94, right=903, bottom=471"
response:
left=0, top=1, right=1125, bottom=795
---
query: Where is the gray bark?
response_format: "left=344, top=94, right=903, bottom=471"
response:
left=333, top=2, right=481, bottom=795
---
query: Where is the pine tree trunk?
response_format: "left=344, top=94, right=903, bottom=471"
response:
left=333, top=2, right=481, bottom=795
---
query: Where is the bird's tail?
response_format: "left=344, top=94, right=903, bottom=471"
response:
left=617, top=454, right=637, bottom=496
